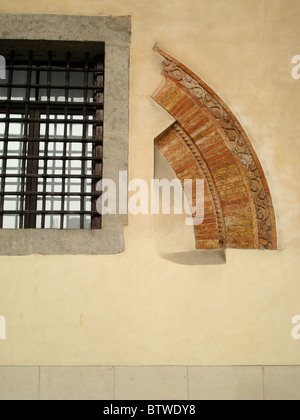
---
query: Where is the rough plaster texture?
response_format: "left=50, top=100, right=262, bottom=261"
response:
left=0, top=0, right=299, bottom=367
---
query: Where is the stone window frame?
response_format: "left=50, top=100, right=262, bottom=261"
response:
left=0, top=14, right=131, bottom=255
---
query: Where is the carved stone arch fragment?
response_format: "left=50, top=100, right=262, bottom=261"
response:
left=153, top=46, right=277, bottom=250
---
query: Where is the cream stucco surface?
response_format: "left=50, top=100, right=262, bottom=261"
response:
left=0, top=0, right=299, bottom=365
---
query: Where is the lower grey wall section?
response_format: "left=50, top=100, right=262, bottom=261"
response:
left=0, top=366, right=299, bottom=400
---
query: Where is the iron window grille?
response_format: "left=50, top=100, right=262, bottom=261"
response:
left=0, top=40, right=104, bottom=230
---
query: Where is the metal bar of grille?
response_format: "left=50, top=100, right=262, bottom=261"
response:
left=0, top=49, right=14, bottom=228
left=7, top=138, right=102, bottom=144
left=19, top=50, right=33, bottom=228
left=41, top=50, right=52, bottom=229
left=60, top=51, right=71, bottom=229
left=0, top=156, right=102, bottom=161
left=80, top=52, right=89, bottom=229
left=0, top=100, right=103, bottom=107
left=1, top=191, right=100, bottom=197
left=1, top=210, right=99, bottom=215
left=6, top=65, right=104, bottom=73
left=92, top=56, right=104, bottom=229
left=0, top=118, right=103, bottom=124
left=0, top=83, right=103, bottom=90
left=24, top=109, right=40, bottom=228
left=4, top=173, right=102, bottom=179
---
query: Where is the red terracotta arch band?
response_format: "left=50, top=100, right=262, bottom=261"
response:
left=153, top=45, right=277, bottom=250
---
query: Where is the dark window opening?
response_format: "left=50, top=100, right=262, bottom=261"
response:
left=0, top=40, right=104, bottom=229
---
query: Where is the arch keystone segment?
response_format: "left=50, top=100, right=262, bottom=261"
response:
left=153, top=46, right=277, bottom=250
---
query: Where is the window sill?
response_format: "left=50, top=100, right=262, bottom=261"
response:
left=0, top=229, right=125, bottom=255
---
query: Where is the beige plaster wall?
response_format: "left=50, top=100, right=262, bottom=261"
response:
left=0, top=0, right=299, bottom=365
